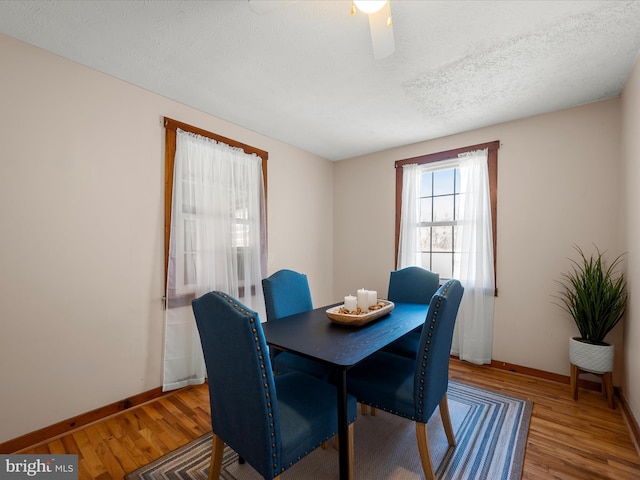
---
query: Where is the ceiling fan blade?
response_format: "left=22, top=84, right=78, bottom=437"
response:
left=368, top=1, right=395, bottom=59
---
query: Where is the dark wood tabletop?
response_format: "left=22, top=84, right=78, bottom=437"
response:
left=262, top=301, right=430, bottom=368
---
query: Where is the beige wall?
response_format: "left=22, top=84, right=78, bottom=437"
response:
left=334, top=99, right=624, bottom=381
left=621, top=54, right=640, bottom=423
left=0, top=34, right=334, bottom=443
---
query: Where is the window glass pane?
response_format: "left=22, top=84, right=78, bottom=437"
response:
left=183, top=217, right=197, bottom=287
left=420, top=172, right=432, bottom=197
left=181, top=181, right=195, bottom=214
left=420, top=252, right=432, bottom=270
left=432, top=252, right=453, bottom=279
left=184, top=219, right=196, bottom=252
left=432, top=226, right=453, bottom=252
left=235, top=205, right=248, bottom=220
left=236, top=248, right=245, bottom=281
left=419, top=198, right=432, bottom=222
left=419, top=226, right=431, bottom=251
left=433, top=195, right=455, bottom=222
left=453, top=225, right=459, bottom=252
left=184, top=253, right=196, bottom=286
left=433, top=169, right=455, bottom=196
left=234, top=222, right=249, bottom=247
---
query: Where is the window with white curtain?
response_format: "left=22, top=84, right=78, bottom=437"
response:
left=395, top=141, right=499, bottom=365
left=173, top=153, right=259, bottom=297
left=163, top=117, right=268, bottom=306
left=162, top=117, right=268, bottom=391
left=395, top=141, right=499, bottom=289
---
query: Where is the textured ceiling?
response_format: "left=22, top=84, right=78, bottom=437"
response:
left=1, top=0, right=640, bottom=160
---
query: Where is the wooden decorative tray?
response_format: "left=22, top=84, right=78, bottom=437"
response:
left=326, top=300, right=395, bottom=327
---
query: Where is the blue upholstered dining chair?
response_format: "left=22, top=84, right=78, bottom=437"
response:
left=192, top=291, right=357, bottom=480
left=262, top=269, right=333, bottom=381
left=383, top=266, right=440, bottom=359
left=347, top=279, right=464, bottom=480
left=387, top=266, right=440, bottom=305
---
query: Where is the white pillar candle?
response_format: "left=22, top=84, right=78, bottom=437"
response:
left=357, top=288, right=369, bottom=311
left=368, top=290, right=378, bottom=308
left=344, top=295, right=357, bottom=312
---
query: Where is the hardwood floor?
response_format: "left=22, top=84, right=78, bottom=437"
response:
left=448, top=361, right=640, bottom=480
left=16, top=359, right=640, bottom=479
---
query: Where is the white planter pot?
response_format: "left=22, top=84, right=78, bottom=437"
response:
left=569, top=337, right=614, bottom=373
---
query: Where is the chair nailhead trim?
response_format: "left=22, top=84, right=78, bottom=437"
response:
left=413, top=281, right=456, bottom=418
left=216, top=291, right=280, bottom=474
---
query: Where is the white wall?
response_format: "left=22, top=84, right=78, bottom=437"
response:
left=334, top=99, right=624, bottom=381
left=621, top=54, right=640, bottom=424
left=0, top=34, right=334, bottom=443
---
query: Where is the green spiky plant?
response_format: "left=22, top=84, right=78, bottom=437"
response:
left=554, top=245, right=628, bottom=345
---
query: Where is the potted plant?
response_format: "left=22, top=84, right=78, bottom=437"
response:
left=554, top=245, right=627, bottom=374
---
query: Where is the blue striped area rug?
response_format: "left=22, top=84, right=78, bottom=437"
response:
left=126, top=381, right=532, bottom=480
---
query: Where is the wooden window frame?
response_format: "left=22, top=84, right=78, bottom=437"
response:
left=163, top=117, right=268, bottom=301
left=394, top=140, right=499, bottom=293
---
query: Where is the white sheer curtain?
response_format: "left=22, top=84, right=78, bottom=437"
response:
left=163, top=129, right=266, bottom=391
left=397, top=163, right=420, bottom=268
left=452, top=148, right=494, bottom=364
left=397, top=150, right=494, bottom=364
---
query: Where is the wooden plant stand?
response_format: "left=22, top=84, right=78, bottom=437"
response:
left=570, top=363, right=614, bottom=409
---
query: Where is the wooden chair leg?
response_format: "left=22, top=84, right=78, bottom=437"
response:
left=570, top=363, right=579, bottom=400
left=603, top=372, right=615, bottom=409
left=208, top=433, right=225, bottom=480
left=415, top=422, right=436, bottom=480
left=439, top=393, right=456, bottom=447
left=359, top=403, right=377, bottom=416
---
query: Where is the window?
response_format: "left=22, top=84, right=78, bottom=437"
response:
left=417, top=166, right=460, bottom=279
left=164, top=117, right=268, bottom=306
left=395, top=141, right=498, bottom=289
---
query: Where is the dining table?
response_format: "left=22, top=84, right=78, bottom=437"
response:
left=261, top=301, right=431, bottom=480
